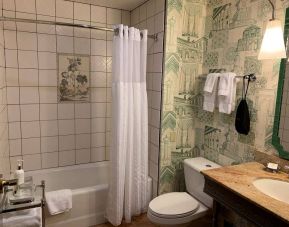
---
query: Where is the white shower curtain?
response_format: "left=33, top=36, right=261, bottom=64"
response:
left=106, top=25, right=148, bottom=226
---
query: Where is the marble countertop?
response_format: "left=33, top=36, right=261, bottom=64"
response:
left=202, top=162, right=289, bottom=222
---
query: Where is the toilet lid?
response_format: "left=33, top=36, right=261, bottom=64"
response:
left=148, top=192, right=200, bottom=218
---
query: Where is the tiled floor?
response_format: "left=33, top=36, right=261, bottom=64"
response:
left=94, top=213, right=212, bottom=227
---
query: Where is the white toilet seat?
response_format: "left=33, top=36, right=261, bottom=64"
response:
left=147, top=192, right=209, bottom=225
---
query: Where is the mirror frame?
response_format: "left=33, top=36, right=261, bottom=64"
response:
left=272, top=7, right=289, bottom=160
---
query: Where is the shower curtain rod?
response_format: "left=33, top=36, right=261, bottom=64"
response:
left=0, top=17, right=158, bottom=41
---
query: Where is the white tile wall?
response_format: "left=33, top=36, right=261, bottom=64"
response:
left=0, top=17, right=10, bottom=176
left=3, top=0, right=131, bottom=171
left=131, top=0, right=165, bottom=197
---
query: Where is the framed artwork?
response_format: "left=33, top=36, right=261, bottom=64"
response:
left=58, top=53, right=90, bottom=102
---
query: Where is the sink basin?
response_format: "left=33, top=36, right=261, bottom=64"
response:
left=253, top=178, right=289, bottom=204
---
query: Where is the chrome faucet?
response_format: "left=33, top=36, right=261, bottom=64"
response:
left=0, top=174, right=18, bottom=194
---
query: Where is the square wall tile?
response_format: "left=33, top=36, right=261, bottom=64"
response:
left=74, top=26, right=90, bottom=38
left=131, top=8, right=139, bottom=26
left=20, top=87, right=39, bottom=104
left=155, top=12, right=164, bottom=33
left=21, top=121, right=40, bottom=138
left=91, top=72, right=106, bottom=88
left=4, top=30, right=17, bottom=49
left=15, top=0, right=36, bottom=14
left=74, top=2, right=90, bottom=21
left=57, top=35, right=73, bottom=53
left=9, top=139, right=22, bottom=156
left=56, top=0, right=73, bottom=19
left=75, top=119, right=90, bottom=134
left=75, top=103, right=90, bottom=119
left=8, top=105, right=20, bottom=122
left=139, top=4, right=147, bottom=22
left=7, top=87, right=19, bottom=104
left=39, top=70, right=57, bottom=86
left=121, top=10, right=130, bottom=25
left=41, top=152, right=58, bottom=168
left=20, top=104, right=39, bottom=121
left=91, top=147, right=105, bottom=162
left=91, top=133, right=105, bottom=148
left=58, top=103, right=74, bottom=119
left=155, top=0, right=165, bottom=14
left=23, top=154, right=41, bottom=171
left=41, top=136, right=58, bottom=153
left=59, top=150, right=75, bottom=166
left=76, top=148, right=90, bottom=164
left=3, top=0, right=15, bottom=11
left=19, top=69, right=38, bottom=86
left=18, top=51, right=38, bottom=68
left=40, top=120, right=58, bottom=136
left=22, top=137, right=40, bottom=155
left=9, top=122, right=21, bottom=139
left=91, top=56, right=106, bottom=72
left=59, top=134, right=75, bottom=151
left=91, top=5, right=106, bottom=24
left=39, top=87, right=57, bottom=103
left=91, top=88, right=106, bottom=102
left=56, top=19, right=74, bottom=36
left=17, top=32, right=37, bottom=51
left=76, top=133, right=90, bottom=149
left=91, top=118, right=106, bottom=133
left=58, top=119, right=74, bottom=135
left=91, top=22, right=107, bottom=40
left=91, top=103, right=106, bottom=118
left=37, top=15, right=56, bottom=34
left=91, top=39, right=106, bottom=56
left=5, top=49, right=18, bottom=68
left=36, top=0, right=55, bottom=16
left=147, top=0, right=156, bottom=18
left=40, top=104, right=57, bottom=120
left=38, top=52, right=56, bottom=69
left=107, top=8, right=121, bottom=25
left=74, top=37, right=90, bottom=55
left=38, top=34, right=56, bottom=52
left=6, top=68, right=19, bottom=87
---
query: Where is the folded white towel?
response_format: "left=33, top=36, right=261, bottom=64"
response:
left=45, top=189, right=72, bottom=215
left=2, top=208, right=41, bottom=227
left=203, top=73, right=220, bottom=112
left=218, top=72, right=237, bottom=114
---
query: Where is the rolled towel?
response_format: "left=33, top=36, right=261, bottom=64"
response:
left=45, top=189, right=72, bottom=215
left=203, top=73, right=220, bottom=112
left=2, top=208, right=41, bottom=227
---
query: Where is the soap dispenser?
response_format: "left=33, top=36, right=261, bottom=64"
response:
left=14, top=160, right=24, bottom=185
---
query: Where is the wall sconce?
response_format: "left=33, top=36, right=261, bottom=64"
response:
left=258, top=0, right=286, bottom=60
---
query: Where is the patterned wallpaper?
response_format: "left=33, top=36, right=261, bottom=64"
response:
left=159, top=0, right=287, bottom=194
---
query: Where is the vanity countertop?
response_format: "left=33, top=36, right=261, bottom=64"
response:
left=201, top=162, right=289, bottom=223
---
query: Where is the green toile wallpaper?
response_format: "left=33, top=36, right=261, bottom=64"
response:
left=159, top=0, right=287, bottom=194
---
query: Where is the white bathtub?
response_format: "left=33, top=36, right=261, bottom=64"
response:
left=26, top=162, right=152, bottom=227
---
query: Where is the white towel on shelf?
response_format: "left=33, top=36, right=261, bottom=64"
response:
left=45, top=189, right=72, bottom=215
left=2, top=208, right=41, bottom=227
left=218, top=72, right=237, bottom=114
left=203, top=73, right=220, bottom=112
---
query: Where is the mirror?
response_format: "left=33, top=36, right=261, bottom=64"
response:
left=273, top=8, right=289, bottom=159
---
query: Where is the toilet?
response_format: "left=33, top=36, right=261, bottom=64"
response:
left=147, top=157, right=220, bottom=226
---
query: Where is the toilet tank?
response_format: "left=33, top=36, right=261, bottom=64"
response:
left=184, top=157, right=220, bottom=208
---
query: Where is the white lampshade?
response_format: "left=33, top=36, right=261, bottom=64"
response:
left=258, top=19, right=286, bottom=60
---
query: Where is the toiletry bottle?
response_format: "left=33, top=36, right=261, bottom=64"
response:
left=14, top=160, right=24, bottom=185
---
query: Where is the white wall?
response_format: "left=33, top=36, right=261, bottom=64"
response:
left=2, top=0, right=130, bottom=172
